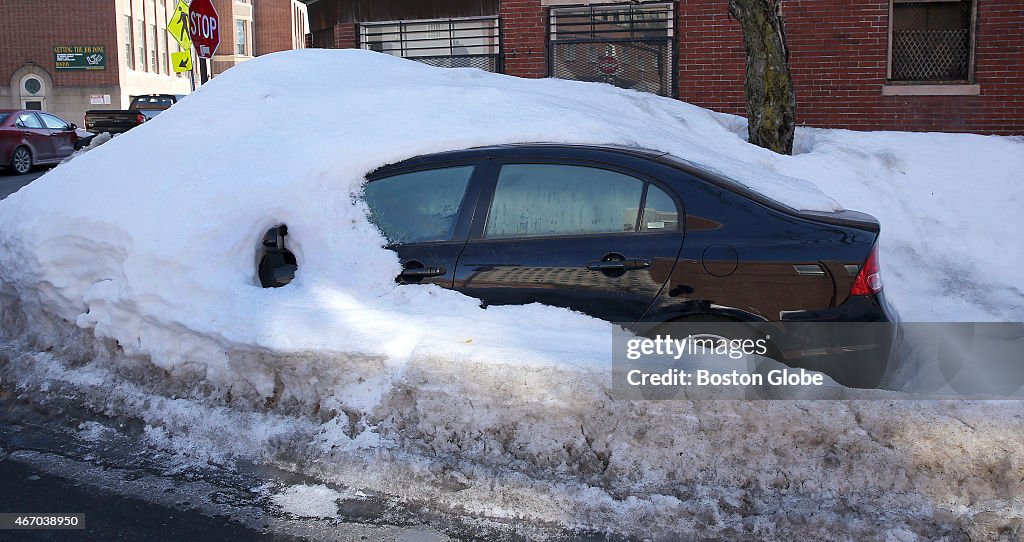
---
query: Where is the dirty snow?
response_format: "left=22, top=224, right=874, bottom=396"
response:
left=273, top=485, right=341, bottom=519
left=1, top=50, right=1023, bottom=540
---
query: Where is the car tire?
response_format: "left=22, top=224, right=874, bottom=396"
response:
left=10, top=146, right=32, bottom=175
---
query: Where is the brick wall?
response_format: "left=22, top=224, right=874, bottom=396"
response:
left=0, top=0, right=120, bottom=87
left=255, top=0, right=307, bottom=55
left=304, top=0, right=1023, bottom=134
left=499, top=0, right=547, bottom=78
left=334, top=23, right=358, bottom=48
left=676, top=0, right=1023, bottom=134
left=256, top=0, right=292, bottom=55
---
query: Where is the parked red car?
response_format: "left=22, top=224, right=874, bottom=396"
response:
left=0, top=110, right=94, bottom=175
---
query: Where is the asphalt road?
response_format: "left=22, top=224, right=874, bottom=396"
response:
left=0, top=168, right=47, bottom=200
left=0, top=457, right=300, bottom=542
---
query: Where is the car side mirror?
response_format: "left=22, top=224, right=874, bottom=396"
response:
left=262, top=224, right=288, bottom=251
left=259, top=224, right=297, bottom=288
left=69, top=123, right=77, bottom=130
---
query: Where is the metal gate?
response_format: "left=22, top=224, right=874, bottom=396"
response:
left=548, top=3, right=676, bottom=97
left=360, top=16, right=502, bottom=72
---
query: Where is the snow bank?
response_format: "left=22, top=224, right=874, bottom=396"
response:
left=1, top=50, right=1023, bottom=539
left=273, top=484, right=341, bottom=518
left=783, top=128, right=1024, bottom=321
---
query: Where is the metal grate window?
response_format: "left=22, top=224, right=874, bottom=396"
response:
left=891, top=0, right=973, bottom=81
left=549, top=3, right=676, bottom=97
left=359, top=17, right=501, bottom=72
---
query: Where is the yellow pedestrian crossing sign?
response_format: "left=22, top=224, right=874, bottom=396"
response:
left=172, top=50, right=193, bottom=73
left=168, top=0, right=192, bottom=50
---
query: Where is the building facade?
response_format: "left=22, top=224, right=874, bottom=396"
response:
left=255, top=0, right=309, bottom=55
left=0, top=0, right=193, bottom=126
left=301, top=0, right=1023, bottom=135
left=0, top=0, right=309, bottom=125
left=211, top=0, right=308, bottom=75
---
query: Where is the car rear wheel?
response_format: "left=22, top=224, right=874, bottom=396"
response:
left=11, top=147, right=32, bottom=175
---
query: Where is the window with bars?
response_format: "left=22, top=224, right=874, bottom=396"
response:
left=548, top=3, right=676, bottom=97
left=359, top=17, right=501, bottom=72
left=890, top=0, right=974, bottom=82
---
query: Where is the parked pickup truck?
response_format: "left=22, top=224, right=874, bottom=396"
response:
left=84, top=94, right=184, bottom=134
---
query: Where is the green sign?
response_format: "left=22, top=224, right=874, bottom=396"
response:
left=54, top=46, right=107, bottom=70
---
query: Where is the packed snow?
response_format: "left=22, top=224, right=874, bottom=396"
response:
left=1, top=50, right=1023, bottom=540
left=273, top=484, right=342, bottom=519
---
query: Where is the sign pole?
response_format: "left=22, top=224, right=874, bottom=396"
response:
left=199, top=58, right=209, bottom=84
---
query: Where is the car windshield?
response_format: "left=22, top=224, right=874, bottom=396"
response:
left=132, top=96, right=174, bottom=108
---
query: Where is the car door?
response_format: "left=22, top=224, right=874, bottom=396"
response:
left=39, top=113, right=76, bottom=158
left=454, top=160, right=686, bottom=323
left=13, top=112, right=53, bottom=161
left=362, top=162, right=485, bottom=288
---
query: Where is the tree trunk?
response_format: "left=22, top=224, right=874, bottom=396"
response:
left=728, top=0, right=796, bottom=155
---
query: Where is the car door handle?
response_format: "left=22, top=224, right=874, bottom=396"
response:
left=586, top=257, right=652, bottom=271
left=399, top=266, right=446, bottom=279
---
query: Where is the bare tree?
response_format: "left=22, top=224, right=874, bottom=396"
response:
left=728, top=0, right=796, bottom=155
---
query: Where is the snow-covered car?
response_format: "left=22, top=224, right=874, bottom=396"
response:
left=258, top=143, right=898, bottom=388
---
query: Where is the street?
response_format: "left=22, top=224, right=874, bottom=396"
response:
left=0, top=169, right=47, bottom=200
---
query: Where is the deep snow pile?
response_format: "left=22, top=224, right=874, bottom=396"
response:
left=1, top=50, right=1023, bottom=540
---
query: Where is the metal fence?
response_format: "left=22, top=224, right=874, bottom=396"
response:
left=891, top=0, right=972, bottom=81
left=359, top=17, right=502, bottom=73
left=548, top=3, right=676, bottom=97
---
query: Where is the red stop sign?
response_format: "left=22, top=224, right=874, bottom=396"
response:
left=597, top=55, right=619, bottom=75
left=188, top=0, right=220, bottom=59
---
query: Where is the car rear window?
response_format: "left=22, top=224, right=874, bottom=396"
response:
left=132, top=96, right=175, bottom=108
left=0, top=113, right=7, bottom=124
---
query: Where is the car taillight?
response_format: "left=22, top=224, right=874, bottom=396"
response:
left=137, top=113, right=146, bottom=124
left=850, top=243, right=882, bottom=296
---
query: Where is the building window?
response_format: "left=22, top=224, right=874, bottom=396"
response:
left=548, top=3, right=676, bottom=97
left=137, top=19, right=147, bottom=71
left=124, top=15, right=135, bottom=69
left=150, top=24, right=160, bottom=73
left=359, top=17, right=501, bottom=72
left=236, top=19, right=248, bottom=55
left=162, top=32, right=170, bottom=73
left=890, top=0, right=975, bottom=82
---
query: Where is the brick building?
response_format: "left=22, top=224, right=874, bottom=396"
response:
left=255, top=0, right=309, bottom=55
left=0, top=0, right=308, bottom=126
left=300, top=0, right=1023, bottom=134
left=0, top=0, right=193, bottom=126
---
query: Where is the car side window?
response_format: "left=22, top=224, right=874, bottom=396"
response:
left=485, top=164, right=646, bottom=239
left=39, top=113, right=69, bottom=130
left=363, top=165, right=475, bottom=245
left=17, top=113, right=43, bottom=129
left=640, top=184, right=680, bottom=231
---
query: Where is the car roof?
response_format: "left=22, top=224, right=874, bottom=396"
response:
left=370, top=143, right=882, bottom=233
left=373, top=143, right=669, bottom=173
